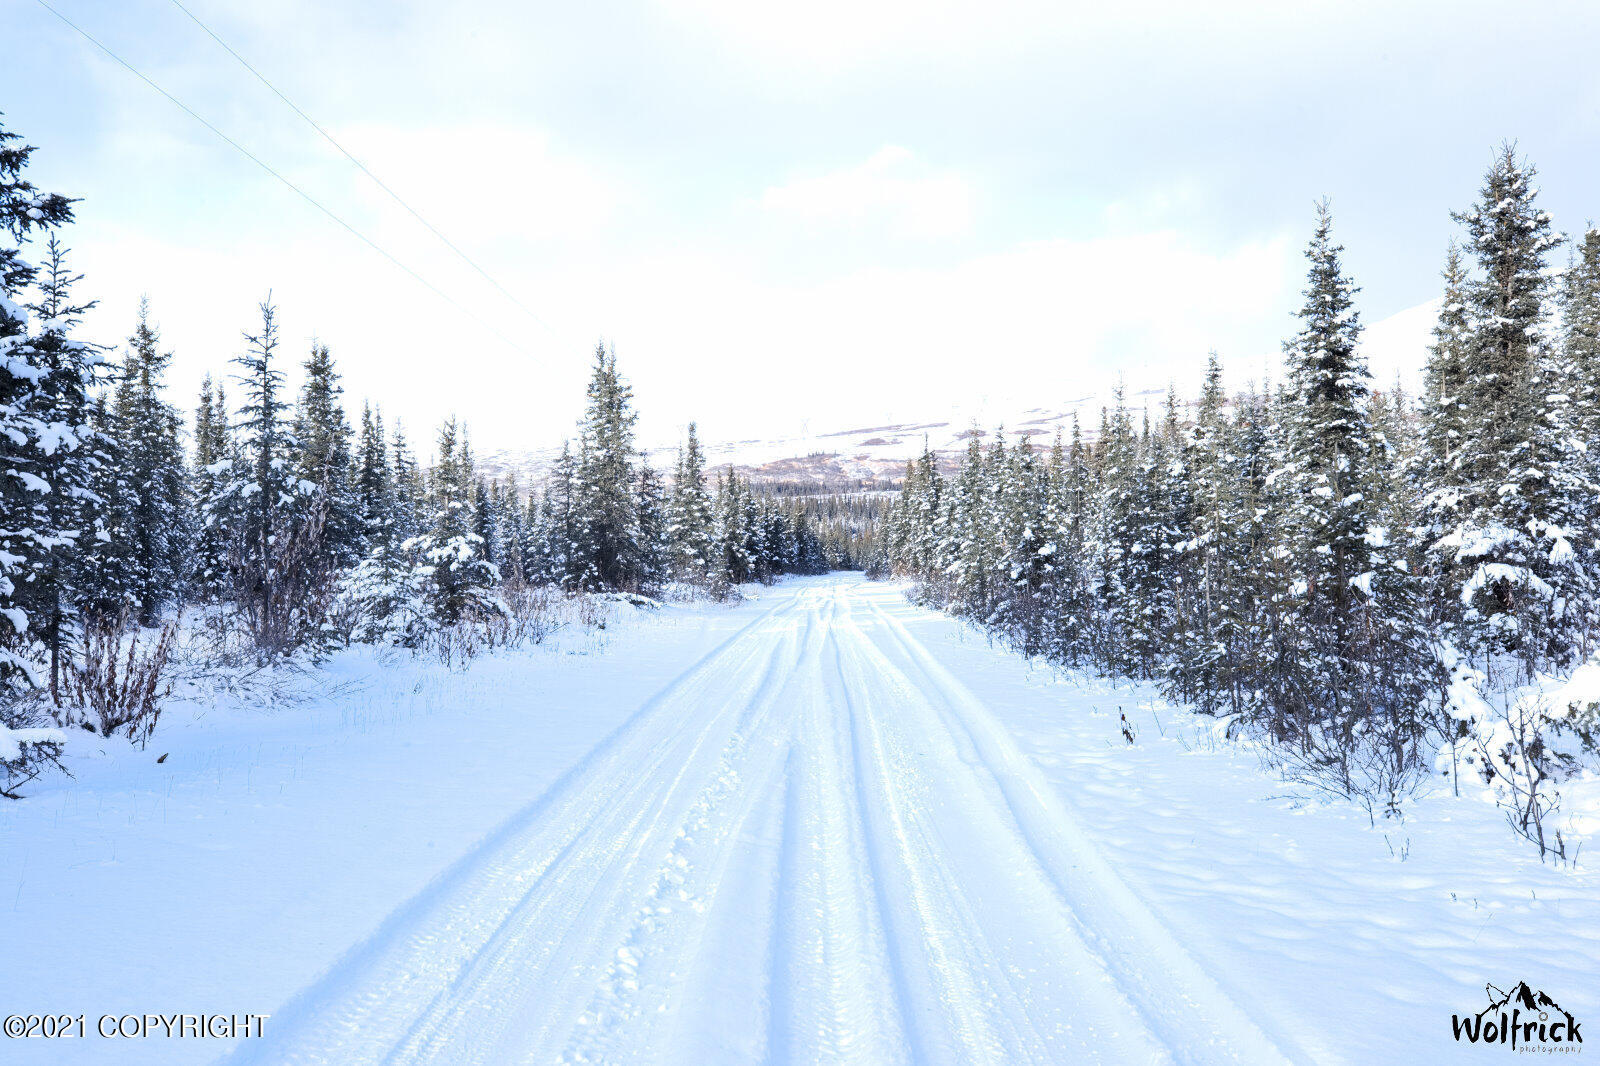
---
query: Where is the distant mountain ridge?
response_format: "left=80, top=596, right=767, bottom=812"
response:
left=476, top=301, right=1435, bottom=490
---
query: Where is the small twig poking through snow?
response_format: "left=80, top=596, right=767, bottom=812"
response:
left=1120, top=709, right=1136, bottom=745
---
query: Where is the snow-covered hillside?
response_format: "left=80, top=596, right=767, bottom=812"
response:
left=4, top=576, right=1593, bottom=1065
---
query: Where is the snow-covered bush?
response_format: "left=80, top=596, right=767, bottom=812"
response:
left=333, top=542, right=431, bottom=649
left=1437, top=644, right=1598, bottom=864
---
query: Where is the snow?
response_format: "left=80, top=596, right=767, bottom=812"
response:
left=2, top=575, right=1596, bottom=1064
left=0, top=724, right=64, bottom=763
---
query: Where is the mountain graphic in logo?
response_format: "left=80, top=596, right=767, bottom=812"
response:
left=1482, top=982, right=1564, bottom=1019
left=1452, top=980, right=1582, bottom=1048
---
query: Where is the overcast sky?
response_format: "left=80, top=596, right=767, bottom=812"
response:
left=6, top=0, right=1600, bottom=453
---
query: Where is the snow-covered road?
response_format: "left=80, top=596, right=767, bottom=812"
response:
left=234, top=577, right=1286, bottom=1065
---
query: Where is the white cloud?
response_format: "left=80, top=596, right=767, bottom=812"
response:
left=760, top=146, right=974, bottom=240
left=541, top=228, right=1297, bottom=446
left=333, top=122, right=632, bottom=248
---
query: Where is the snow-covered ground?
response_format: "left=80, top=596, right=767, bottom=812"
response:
left=3, top=575, right=1595, bottom=1064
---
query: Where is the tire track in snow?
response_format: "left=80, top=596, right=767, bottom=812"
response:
left=831, top=593, right=1153, bottom=1063
left=553, top=590, right=826, bottom=1064
left=855, top=593, right=1297, bottom=1064
left=231, top=591, right=810, bottom=1066
left=764, top=586, right=911, bottom=1065
left=233, top=577, right=1298, bottom=1065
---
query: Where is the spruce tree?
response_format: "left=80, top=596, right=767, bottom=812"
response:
left=354, top=402, right=393, bottom=548
left=1438, top=147, right=1581, bottom=669
left=1275, top=202, right=1378, bottom=742
left=412, top=418, right=499, bottom=625
left=112, top=299, right=187, bottom=624
left=668, top=422, right=716, bottom=583
left=190, top=375, right=233, bottom=599
left=573, top=343, right=644, bottom=591
left=292, top=342, right=357, bottom=568
left=17, top=238, right=102, bottom=694
left=0, top=115, right=77, bottom=699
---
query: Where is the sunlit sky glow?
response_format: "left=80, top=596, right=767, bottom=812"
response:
left=7, top=0, right=1600, bottom=453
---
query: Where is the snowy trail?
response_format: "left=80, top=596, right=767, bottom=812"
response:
left=233, top=577, right=1291, bottom=1066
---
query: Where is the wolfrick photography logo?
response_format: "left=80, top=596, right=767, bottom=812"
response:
left=1452, top=981, right=1583, bottom=1053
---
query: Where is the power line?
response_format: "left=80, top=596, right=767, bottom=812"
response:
left=32, top=0, right=532, bottom=356
left=166, top=0, right=559, bottom=339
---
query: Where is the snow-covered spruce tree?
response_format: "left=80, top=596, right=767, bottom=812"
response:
left=470, top=474, right=497, bottom=570
left=0, top=116, right=77, bottom=705
left=336, top=401, right=432, bottom=647
left=634, top=464, right=669, bottom=592
left=714, top=468, right=755, bottom=586
left=1036, top=429, right=1082, bottom=665
left=1432, top=147, right=1585, bottom=673
left=16, top=237, right=103, bottom=696
left=1561, top=227, right=1600, bottom=585
left=1270, top=201, right=1377, bottom=741
left=993, top=438, right=1048, bottom=655
left=292, top=342, right=358, bottom=571
left=940, top=429, right=998, bottom=618
left=532, top=441, right=581, bottom=588
left=1169, top=355, right=1235, bottom=710
left=389, top=421, right=426, bottom=546
left=210, top=299, right=327, bottom=658
left=667, top=422, right=715, bottom=584
left=1272, top=202, right=1433, bottom=792
left=353, top=402, right=392, bottom=548
left=1419, top=244, right=1472, bottom=499
left=1048, top=418, right=1092, bottom=666
left=409, top=418, right=499, bottom=627
left=494, top=474, right=527, bottom=584
left=77, top=391, right=137, bottom=623
left=888, top=441, right=944, bottom=584
left=573, top=343, right=649, bottom=592
left=1093, top=397, right=1140, bottom=673
left=111, top=299, right=187, bottom=624
left=188, top=375, right=233, bottom=600
left=335, top=535, right=429, bottom=648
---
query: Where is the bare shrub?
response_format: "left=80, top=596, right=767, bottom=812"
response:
left=221, top=495, right=338, bottom=662
left=56, top=616, right=176, bottom=747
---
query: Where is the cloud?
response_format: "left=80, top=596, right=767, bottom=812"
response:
left=760, top=146, right=974, bottom=240
left=538, top=228, right=1298, bottom=445
left=332, top=121, right=632, bottom=249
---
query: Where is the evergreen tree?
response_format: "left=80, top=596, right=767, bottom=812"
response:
left=189, top=375, right=233, bottom=599
left=1277, top=202, right=1376, bottom=721
left=1437, top=147, right=1581, bottom=670
left=668, top=422, right=716, bottom=582
left=411, top=418, right=499, bottom=625
left=535, top=441, right=581, bottom=587
left=635, top=464, right=669, bottom=592
left=16, top=238, right=102, bottom=694
left=112, top=299, right=186, bottom=624
left=573, top=343, right=645, bottom=591
left=292, top=342, right=358, bottom=568
left=390, top=421, right=425, bottom=546
left=0, top=115, right=77, bottom=699
left=210, top=298, right=324, bottom=657
left=354, top=402, right=393, bottom=548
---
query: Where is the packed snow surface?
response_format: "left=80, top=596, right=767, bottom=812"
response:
left=3, top=575, right=1597, bottom=1064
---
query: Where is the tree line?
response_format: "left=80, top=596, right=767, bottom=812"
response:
left=880, top=146, right=1600, bottom=856
left=1, top=113, right=868, bottom=781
